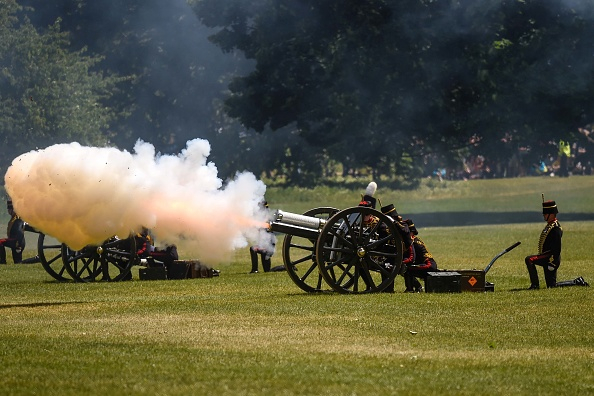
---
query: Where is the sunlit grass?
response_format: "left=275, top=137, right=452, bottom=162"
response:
left=1, top=176, right=594, bottom=395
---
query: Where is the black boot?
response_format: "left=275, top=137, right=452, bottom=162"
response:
left=556, top=277, right=590, bottom=287
left=412, top=278, right=424, bottom=293
left=21, top=255, right=41, bottom=264
left=576, top=277, right=590, bottom=286
left=262, top=255, right=272, bottom=273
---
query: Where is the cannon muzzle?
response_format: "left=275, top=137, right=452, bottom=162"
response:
left=268, top=210, right=326, bottom=240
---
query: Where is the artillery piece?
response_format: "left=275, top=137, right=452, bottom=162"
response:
left=32, top=229, right=137, bottom=283
left=269, top=206, right=404, bottom=294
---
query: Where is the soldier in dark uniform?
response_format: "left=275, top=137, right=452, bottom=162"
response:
left=379, top=204, right=412, bottom=293
left=402, top=219, right=438, bottom=293
left=250, top=201, right=276, bottom=273
left=525, top=200, right=589, bottom=289
left=381, top=204, right=413, bottom=250
left=0, top=200, right=28, bottom=264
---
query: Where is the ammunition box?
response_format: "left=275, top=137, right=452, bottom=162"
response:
left=457, top=269, right=486, bottom=292
left=425, top=271, right=461, bottom=293
left=187, top=260, right=213, bottom=278
left=139, top=266, right=167, bottom=281
left=167, top=261, right=190, bottom=280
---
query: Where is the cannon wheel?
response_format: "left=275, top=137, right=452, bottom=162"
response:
left=315, top=206, right=403, bottom=294
left=38, top=233, right=71, bottom=282
left=282, top=207, right=340, bottom=293
left=62, top=235, right=137, bottom=282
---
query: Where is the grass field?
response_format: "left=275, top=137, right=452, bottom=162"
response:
left=1, top=176, right=593, bottom=395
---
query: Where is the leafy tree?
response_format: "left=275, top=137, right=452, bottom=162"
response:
left=18, top=0, right=254, bottom=157
left=190, top=0, right=594, bottom=182
left=0, top=0, right=123, bottom=176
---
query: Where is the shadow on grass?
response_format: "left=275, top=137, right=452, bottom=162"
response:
left=409, top=212, right=594, bottom=227
left=0, top=301, right=85, bottom=310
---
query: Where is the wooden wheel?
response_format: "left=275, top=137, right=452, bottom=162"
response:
left=38, top=233, right=71, bottom=282
left=315, top=206, right=403, bottom=294
left=282, top=207, right=339, bottom=292
left=62, top=235, right=137, bottom=282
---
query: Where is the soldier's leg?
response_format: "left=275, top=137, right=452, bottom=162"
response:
left=262, top=252, right=271, bottom=272
left=556, top=276, right=589, bottom=287
left=0, top=245, right=6, bottom=264
left=12, top=246, right=23, bottom=264
left=544, top=265, right=558, bottom=288
left=404, top=267, right=422, bottom=292
left=556, top=278, right=577, bottom=287
left=380, top=260, right=395, bottom=292
left=249, top=247, right=259, bottom=273
left=403, top=272, right=414, bottom=292
left=412, top=276, right=423, bottom=292
left=525, top=256, right=540, bottom=289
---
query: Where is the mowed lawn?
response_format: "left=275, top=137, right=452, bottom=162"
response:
left=1, top=176, right=593, bottom=395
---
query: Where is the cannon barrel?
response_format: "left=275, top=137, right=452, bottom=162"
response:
left=268, top=210, right=326, bottom=240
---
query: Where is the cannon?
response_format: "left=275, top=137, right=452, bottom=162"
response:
left=269, top=206, right=405, bottom=294
left=31, top=229, right=138, bottom=282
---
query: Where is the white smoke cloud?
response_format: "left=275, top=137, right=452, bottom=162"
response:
left=4, top=139, right=270, bottom=264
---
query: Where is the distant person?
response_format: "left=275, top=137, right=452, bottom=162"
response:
left=0, top=200, right=34, bottom=264
left=250, top=201, right=276, bottom=273
left=525, top=199, right=589, bottom=289
left=558, top=140, right=571, bottom=177
left=402, top=219, right=437, bottom=293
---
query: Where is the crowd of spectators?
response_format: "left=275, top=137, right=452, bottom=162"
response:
left=426, top=128, right=594, bottom=181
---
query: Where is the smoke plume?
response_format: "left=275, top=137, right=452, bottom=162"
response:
left=4, top=139, right=270, bottom=264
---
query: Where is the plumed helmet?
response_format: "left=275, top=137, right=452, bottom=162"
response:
left=359, top=181, right=377, bottom=209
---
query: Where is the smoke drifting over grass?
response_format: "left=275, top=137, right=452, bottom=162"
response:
left=4, top=139, right=269, bottom=264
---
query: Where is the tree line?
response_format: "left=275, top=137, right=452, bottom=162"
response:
left=2, top=0, right=594, bottom=187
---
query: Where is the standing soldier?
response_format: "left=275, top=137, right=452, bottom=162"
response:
left=525, top=199, right=589, bottom=288
left=250, top=201, right=276, bottom=273
left=0, top=200, right=29, bottom=264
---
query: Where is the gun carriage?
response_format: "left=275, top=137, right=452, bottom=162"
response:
left=32, top=229, right=137, bottom=283
left=270, top=206, right=405, bottom=294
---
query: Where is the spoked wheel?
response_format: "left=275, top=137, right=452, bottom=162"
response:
left=38, top=233, right=71, bottom=282
left=62, top=236, right=137, bottom=282
left=315, top=206, right=403, bottom=294
left=282, top=207, right=340, bottom=293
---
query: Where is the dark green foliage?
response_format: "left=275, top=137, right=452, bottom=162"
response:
left=0, top=0, right=123, bottom=175
left=190, top=0, right=594, bottom=182
left=3, top=0, right=594, bottom=187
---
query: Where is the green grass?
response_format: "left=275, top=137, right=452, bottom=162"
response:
left=1, top=176, right=594, bottom=395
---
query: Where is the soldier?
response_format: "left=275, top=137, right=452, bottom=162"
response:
left=525, top=199, right=589, bottom=289
left=0, top=200, right=29, bottom=264
left=250, top=201, right=276, bottom=273
left=381, top=204, right=413, bottom=249
left=402, top=219, right=438, bottom=292
left=379, top=204, right=412, bottom=293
